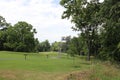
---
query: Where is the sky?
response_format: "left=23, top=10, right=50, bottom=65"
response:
left=0, top=0, right=79, bottom=43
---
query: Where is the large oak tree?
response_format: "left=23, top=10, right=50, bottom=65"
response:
left=60, top=0, right=101, bottom=60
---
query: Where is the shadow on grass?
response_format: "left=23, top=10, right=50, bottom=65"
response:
left=72, top=62, right=91, bottom=69
left=73, top=65, right=81, bottom=68
left=80, top=62, right=91, bottom=65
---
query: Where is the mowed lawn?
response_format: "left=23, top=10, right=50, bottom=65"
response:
left=0, top=51, right=89, bottom=80
left=0, top=51, right=120, bottom=80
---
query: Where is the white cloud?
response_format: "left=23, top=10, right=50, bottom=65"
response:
left=0, top=0, right=78, bottom=43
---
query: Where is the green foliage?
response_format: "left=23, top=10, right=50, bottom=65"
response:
left=60, top=0, right=120, bottom=62
left=0, top=16, right=8, bottom=29
left=98, top=0, right=120, bottom=62
left=61, top=36, right=71, bottom=52
left=38, top=40, right=51, bottom=52
left=67, top=36, right=84, bottom=56
left=1, top=21, right=37, bottom=52
left=51, top=41, right=60, bottom=52
left=0, top=16, right=9, bottom=50
left=60, top=0, right=101, bottom=60
left=0, top=16, right=38, bottom=52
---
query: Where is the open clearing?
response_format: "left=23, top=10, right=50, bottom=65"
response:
left=0, top=51, right=120, bottom=80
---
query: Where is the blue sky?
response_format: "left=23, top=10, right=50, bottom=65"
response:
left=0, top=0, right=78, bottom=43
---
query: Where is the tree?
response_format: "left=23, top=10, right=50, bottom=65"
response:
left=67, top=37, right=80, bottom=56
left=38, top=40, right=51, bottom=52
left=34, top=38, right=39, bottom=52
left=60, top=0, right=101, bottom=60
left=0, top=16, right=10, bottom=50
left=61, top=36, right=71, bottom=52
left=4, top=21, right=37, bottom=52
left=51, top=41, right=60, bottom=52
left=67, top=34, right=88, bottom=56
left=98, top=0, right=120, bottom=62
left=0, top=16, right=7, bottom=29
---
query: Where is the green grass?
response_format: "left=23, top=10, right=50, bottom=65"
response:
left=0, top=51, right=120, bottom=80
left=0, top=51, right=85, bottom=72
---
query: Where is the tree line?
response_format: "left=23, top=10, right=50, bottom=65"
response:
left=0, top=16, right=69, bottom=53
left=60, top=0, right=120, bottom=62
left=0, top=16, right=39, bottom=52
left=0, top=16, right=68, bottom=53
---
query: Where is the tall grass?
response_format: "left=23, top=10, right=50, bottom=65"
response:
left=67, top=60, right=120, bottom=80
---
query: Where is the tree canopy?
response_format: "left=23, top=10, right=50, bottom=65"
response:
left=60, top=0, right=120, bottom=62
left=0, top=16, right=38, bottom=52
left=60, top=0, right=101, bottom=60
left=38, top=40, right=51, bottom=52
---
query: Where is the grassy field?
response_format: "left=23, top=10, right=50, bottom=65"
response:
left=0, top=51, right=120, bottom=80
